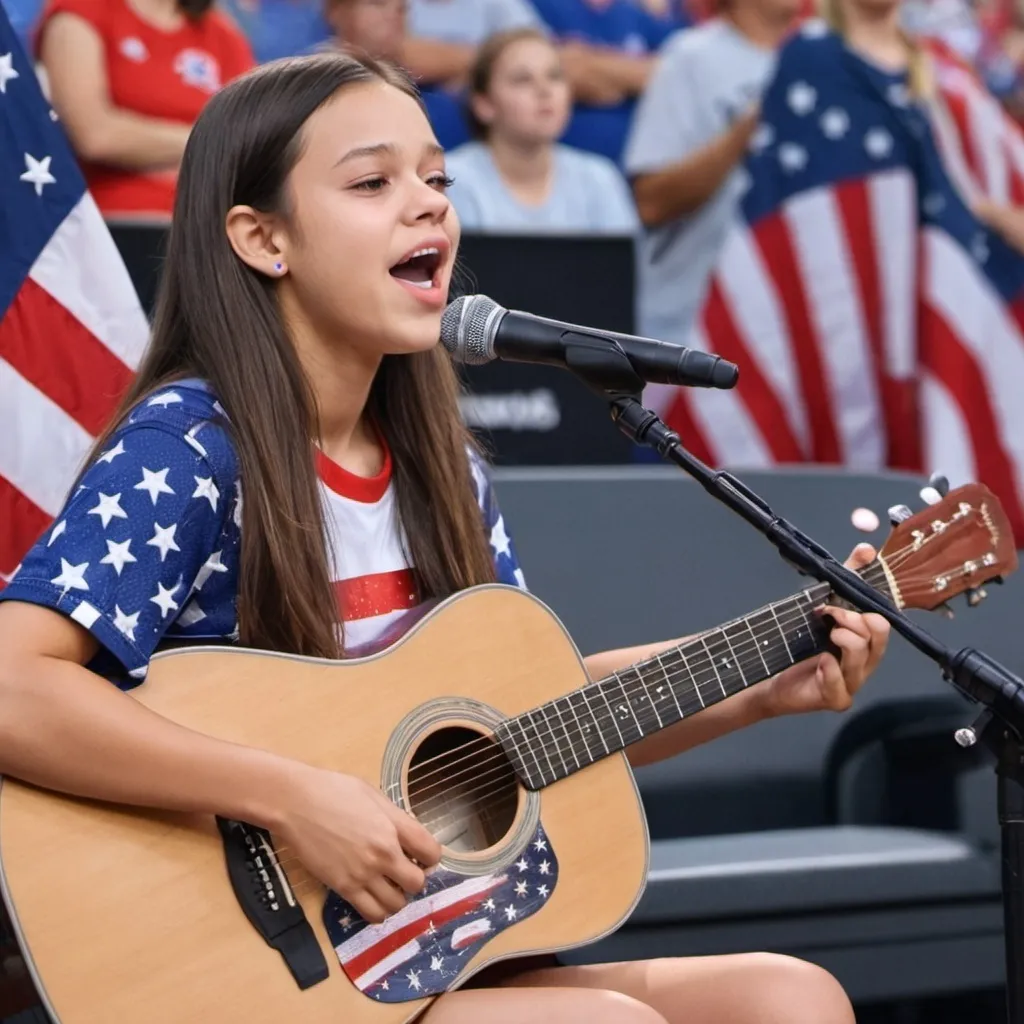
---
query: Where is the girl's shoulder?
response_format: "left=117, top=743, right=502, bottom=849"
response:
left=114, top=378, right=240, bottom=492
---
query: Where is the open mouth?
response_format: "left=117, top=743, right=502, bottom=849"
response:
left=389, top=246, right=444, bottom=290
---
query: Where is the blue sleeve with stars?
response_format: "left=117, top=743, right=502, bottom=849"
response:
left=0, top=401, right=239, bottom=684
left=468, top=449, right=526, bottom=591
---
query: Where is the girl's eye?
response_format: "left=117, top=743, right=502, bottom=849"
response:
left=354, top=177, right=388, bottom=192
left=428, top=174, right=456, bottom=191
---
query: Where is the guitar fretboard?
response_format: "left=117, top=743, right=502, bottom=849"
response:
left=496, top=561, right=892, bottom=790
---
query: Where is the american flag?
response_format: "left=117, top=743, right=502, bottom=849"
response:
left=650, top=21, right=1024, bottom=543
left=324, top=824, right=558, bottom=1002
left=0, top=7, right=149, bottom=588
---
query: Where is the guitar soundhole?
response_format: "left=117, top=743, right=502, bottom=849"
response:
left=406, top=726, right=519, bottom=854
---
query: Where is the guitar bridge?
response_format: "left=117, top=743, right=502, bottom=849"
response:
left=217, top=817, right=329, bottom=990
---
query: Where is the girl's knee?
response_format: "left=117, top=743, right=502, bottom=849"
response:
left=747, top=953, right=855, bottom=1024
left=580, top=989, right=669, bottom=1024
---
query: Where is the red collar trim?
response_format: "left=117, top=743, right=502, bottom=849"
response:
left=315, top=440, right=392, bottom=503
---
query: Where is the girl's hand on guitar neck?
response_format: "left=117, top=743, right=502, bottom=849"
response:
left=755, top=543, right=891, bottom=719
left=276, top=767, right=442, bottom=924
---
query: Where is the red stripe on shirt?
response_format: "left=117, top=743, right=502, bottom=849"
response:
left=333, top=568, right=419, bottom=622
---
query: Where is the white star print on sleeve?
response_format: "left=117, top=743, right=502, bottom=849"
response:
left=471, top=451, right=527, bottom=592
left=0, top=383, right=240, bottom=687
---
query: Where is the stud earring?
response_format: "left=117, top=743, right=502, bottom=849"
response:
left=273, top=261, right=285, bottom=274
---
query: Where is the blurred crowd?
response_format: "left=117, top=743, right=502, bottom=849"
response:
left=6, top=0, right=1024, bottom=380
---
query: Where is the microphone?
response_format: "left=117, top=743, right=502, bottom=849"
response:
left=440, top=294, right=739, bottom=390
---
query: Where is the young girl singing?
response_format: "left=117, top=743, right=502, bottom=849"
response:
left=0, top=51, right=889, bottom=1024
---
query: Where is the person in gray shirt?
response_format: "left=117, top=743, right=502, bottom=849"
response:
left=624, top=0, right=800, bottom=343
left=446, top=28, right=639, bottom=233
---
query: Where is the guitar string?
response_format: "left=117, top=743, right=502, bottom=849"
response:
left=272, top=555, right=959, bottom=872
left=274, top=555, right=968, bottom=875
left=272, top=537, right=984, bottom=875
left=281, top=566, right=953, bottom=896
left=272, top=591, right=834, bottom=875
left=279, top=572, right=983, bottom=888
left=367, top=535, right=964, bottom=799
left=295, top=538, right=948, bottom=818
left=322, top=553, right=932, bottom=805
left=380, top=539, right=975, bottom=797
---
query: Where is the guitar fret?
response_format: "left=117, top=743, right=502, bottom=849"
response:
left=740, top=613, right=773, bottom=677
left=790, top=593, right=825, bottom=663
left=654, top=651, right=686, bottom=721
left=632, top=668, right=665, bottom=729
left=576, top=687, right=610, bottom=757
left=532, top=707, right=566, bottom=780
left=517, top=714, right=550, bottom=787
left=502, top=566, right=894, bottom=792
left=594, top=677, right=628, bottom=749
left=554, top=696, right=583, bottom=770
left=500, top=717, right=539, bottom=787
left=722, top=618, right=764, bottom=689
left=718, top=626, right=749, bottom=688
left=613, top=671, right=647, bottom=745
left=745, top=608, right=786, bottom=676
left=698, top=634, right=729, bottom=698
left=619, top=666, right=663, bottom=733
left=686, top=652, right=707, bottom=709
left=768, top=601, right=794, bottom=662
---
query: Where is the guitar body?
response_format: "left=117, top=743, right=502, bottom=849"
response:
left=0, top=587, right=649, bottom=1024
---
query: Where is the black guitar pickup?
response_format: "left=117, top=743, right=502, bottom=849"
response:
left=216, top=817, right=329, bottom=990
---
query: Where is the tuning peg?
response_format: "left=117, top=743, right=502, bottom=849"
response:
left=928, top=473, right=950, bottom=497
left=920, top=486, right=943, bottom=505
left=887, top=504, right=914, bottom=525
left=937, top=602, right=956, bottom=619
left=966, top=587, right=988, bottom=607
left=851, top=507, right=880, bottom=532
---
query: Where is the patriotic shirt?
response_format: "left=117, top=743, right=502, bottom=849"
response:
left=0, top=379, right=526, bottom=688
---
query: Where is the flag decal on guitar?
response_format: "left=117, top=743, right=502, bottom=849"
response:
left=324, top=823, right=558, bottom=1001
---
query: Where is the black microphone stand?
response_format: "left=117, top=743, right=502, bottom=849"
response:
left=559, top=341, right=1024, bottom=1022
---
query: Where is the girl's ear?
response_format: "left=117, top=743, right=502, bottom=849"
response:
left=225, top=205, right=289, bottom=278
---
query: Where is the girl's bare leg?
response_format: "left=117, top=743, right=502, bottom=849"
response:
left=501, top=953, right=857, bottom=1024
left=422, top=952, right=854, bottom=1024
left=420, top=983, right=668, bottom=1024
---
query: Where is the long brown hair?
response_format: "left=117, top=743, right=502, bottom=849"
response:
left=84, top=53, right=497, bottom=659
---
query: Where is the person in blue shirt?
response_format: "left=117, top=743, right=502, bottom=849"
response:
left=220, top=0, right=332, bottom=62
left=530, top=0, right=686, bottom=163
left=0, top=50, right=887, bottom=1024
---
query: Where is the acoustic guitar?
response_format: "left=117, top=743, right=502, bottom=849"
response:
left=0, top=483, right=1017, bottom=1024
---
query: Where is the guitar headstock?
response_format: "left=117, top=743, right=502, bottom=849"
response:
left=876, top=482, right=1018, bottom=611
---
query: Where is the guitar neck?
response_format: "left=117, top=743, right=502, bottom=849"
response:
left=496, top=560, right=893, bottom=790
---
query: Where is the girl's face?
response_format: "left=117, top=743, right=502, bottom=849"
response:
left=251, top=82, right=460, bottom=358
left=473, top=38, right=572, bottom=146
